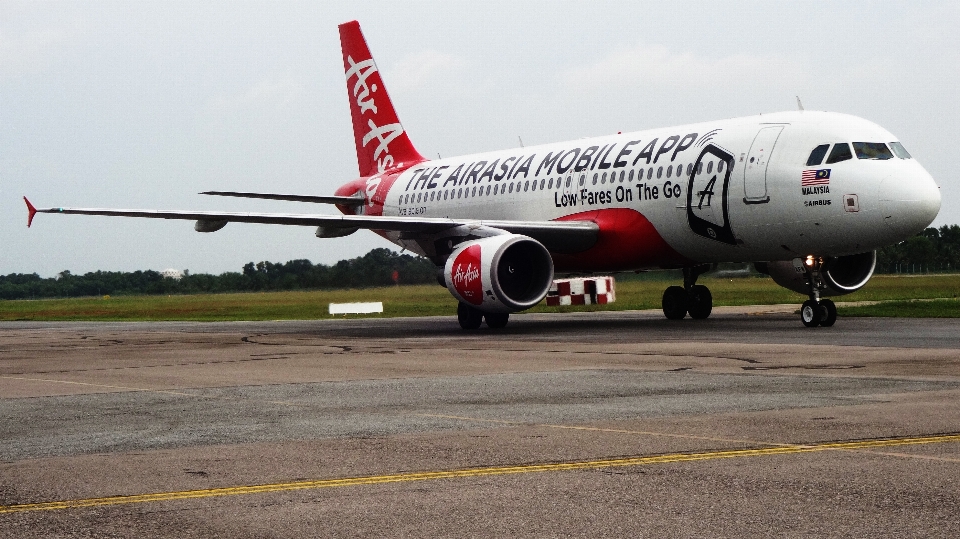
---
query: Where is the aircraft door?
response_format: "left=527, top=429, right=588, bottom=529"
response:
left=742, top=126, right=784, bottom=204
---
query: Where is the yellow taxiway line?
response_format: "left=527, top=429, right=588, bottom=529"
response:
left=2, top=433, right=958, bottom=514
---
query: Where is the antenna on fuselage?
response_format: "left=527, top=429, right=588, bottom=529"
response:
left=796, top=96, right=804, bottom=111
left=518, top=136, right=524, bottom=148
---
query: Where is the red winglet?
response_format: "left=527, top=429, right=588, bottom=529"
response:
left=24, top=197, right=38, bottom=228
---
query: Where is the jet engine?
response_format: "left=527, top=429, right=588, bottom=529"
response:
left=443, top=234, right=554, bottom=313
left=756, top=251, right=877, bottom=296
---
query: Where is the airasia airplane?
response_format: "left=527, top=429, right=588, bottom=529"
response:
left=25, top=21, right=941, bottom=329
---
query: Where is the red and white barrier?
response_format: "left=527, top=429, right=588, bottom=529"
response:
left=545, top=276, right=616, bottom=306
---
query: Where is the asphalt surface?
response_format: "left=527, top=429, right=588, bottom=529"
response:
left=2, top=308, right=960, bottom=537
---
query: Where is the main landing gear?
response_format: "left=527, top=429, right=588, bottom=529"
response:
left=662, top=265, right=713, bottom=320
left=457, top=302, right=509, bottom=330
left=798, top=256, right=837, bottom=328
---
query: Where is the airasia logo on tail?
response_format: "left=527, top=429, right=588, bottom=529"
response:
left=452, top=244, right=483, bottom=305
left=345, top=55, right=404, bottom=174
left=344, top=57, right=379, bottom=114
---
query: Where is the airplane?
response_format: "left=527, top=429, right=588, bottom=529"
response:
left=24, top=20, right=941, bottom=330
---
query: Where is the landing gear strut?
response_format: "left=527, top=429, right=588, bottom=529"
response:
left=662, top=265, right=713, bottom=320
left=799, top=257, right=837, bottom=328
left=457, top=302, right=510, bottom=330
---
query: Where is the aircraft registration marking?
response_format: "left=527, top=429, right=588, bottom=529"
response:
left=397, top=206, right=426, bottom=216
left=2, top=433, right=958, bottom=514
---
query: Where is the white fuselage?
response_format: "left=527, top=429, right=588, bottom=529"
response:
left=378, top=111, right=940, bottom=268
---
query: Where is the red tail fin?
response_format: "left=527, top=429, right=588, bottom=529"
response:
left=338, top=21, right=424, bottom=177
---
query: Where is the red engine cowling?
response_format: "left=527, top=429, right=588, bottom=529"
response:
left=443, top=235, right=554, bottom=313
left=757, top=251, right=877, bottom=296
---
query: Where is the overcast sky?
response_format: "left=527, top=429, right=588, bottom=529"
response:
left=2, top=1, right=958, bottom=277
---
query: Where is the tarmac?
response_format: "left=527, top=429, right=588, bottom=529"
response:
left=1, top=306, right=959, bottom=537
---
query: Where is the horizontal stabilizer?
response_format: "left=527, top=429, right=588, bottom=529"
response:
left=200, top=191, right=365, bottom=206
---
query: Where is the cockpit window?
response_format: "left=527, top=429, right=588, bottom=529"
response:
left=852, top=142, right=894, bottom=160
left=825, top=143, right=853, bottom=164
left=889, top=141, right=912, bottom=159
left=806, top=144, right=829, bottom=166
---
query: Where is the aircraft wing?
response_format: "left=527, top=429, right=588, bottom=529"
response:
left=199, top=191, right=365, bottom=206
left=24, top=198, right=598, bottom=253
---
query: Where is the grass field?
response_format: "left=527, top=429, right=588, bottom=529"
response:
left=837, top=298, right=960, bottom=318
left=1, top=274, right=958, bottom=322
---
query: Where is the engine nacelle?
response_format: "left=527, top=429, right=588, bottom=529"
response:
left=443, top=235, right=554, bottom=313
left=757, top=251, right=877, bottom=296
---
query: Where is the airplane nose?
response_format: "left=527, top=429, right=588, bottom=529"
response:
left=879, top=170, right=941, bottom=236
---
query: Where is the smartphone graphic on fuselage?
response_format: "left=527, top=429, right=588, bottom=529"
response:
left=687, top=144, right=737, bottom=245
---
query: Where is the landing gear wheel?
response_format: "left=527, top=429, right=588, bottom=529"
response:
left=662, top=286, right=688, bottom=320
left=484, top=312, right=509, bottom=329
left=819, top=299, right=837, bottom=327
left=801, top=299, right=822, bottom=327
left=687, top=285, right=713, bottom=319
left=457, top=302, right=483, bottom=330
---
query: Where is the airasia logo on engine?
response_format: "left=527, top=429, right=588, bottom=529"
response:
left=452, top=244, right=483, bottom=306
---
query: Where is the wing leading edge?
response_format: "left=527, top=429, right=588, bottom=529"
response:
left=23, top=198, right=599, bottom=253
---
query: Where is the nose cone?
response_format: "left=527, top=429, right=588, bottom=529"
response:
left=879, top=168, right=941, bottom=237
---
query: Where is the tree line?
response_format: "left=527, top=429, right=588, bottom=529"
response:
left=876, top=224, right=960, bottom=274
left=0, top=248, right=438, bottom=300
left=2, top=225, right=958, bottom=300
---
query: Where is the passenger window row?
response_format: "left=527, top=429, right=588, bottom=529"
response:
left=400, top=162, right=712, bottom=205
left=398, top=155, right=741, bottom=206
left=806, top=141, right=911, bottom=166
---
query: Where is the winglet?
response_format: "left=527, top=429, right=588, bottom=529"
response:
left=24, top=197, right=38, bottom=228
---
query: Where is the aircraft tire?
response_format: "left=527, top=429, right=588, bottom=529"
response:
left=688, top=285, right=713, bottom=319
left=662, top=286, right=688, bottom=320
left=801, top=300, right=821, bottom=327
left=457, top=302, right=483, bottom=330
left=820, top=299, right=837, bottom=327
left=484, top=312, right=509, bottom=329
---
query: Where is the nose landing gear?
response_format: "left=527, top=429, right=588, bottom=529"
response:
left=662, top=265, right=714, bottom=320
left=799, top=257, right=837, bottom=328
left=801, top=298, right=836, bottom=327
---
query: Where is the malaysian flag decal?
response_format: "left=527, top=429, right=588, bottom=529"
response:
left=801, top=168, right=830, bottom=186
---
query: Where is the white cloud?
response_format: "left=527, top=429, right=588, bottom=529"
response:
left=0, top=22, right=80, bottom=77
left=208, top=78, right=305, bottom=114
left=383, top=49, right=462, bottom=94
left=563, top=43, right=804, bottom=94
